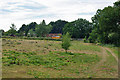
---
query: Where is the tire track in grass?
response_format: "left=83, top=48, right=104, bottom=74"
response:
left=87, top=46, right=108, bottom=77
left=105, top=48, right=118, bottom=62
left=92, top=47, right=107, bottom=71
left=88, top=46, right=118, bottom=78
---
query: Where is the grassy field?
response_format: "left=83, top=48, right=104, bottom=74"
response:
left=2, top=38, right=118, bottom=78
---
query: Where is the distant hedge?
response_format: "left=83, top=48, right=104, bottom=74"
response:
left=2, top=36, right=62, bottom=41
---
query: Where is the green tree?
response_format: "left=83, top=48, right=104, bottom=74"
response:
left=18, top=24, right=27, bottom=36
left=89, top=1, right=120, bottom=46
left=0, top=29, right=4, bottom=36
left=63, top=18, right=93, bottom=38
left=5, top=24, right=17, bottom=36
left=35, top=20, right=52, bottom=37
left=27, top=29, right=36, bottom=37
left=62, top=32, right=71, bottom=53
left=49, top=20, right=68, bottom=33
left=18, top=22, right=37, bottom=36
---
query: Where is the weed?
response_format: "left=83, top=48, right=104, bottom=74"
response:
left=34, top=76, right=39, bottom=78
left=49, top=50, right=51, bottom=52
left=36, top=45, right=40, bottom=47
left=87, top=75, right=92, bottom=79
left=3, top=49, right=7, bottom=51
left=27, top=71, right=32, bottom=75
left=48, top=44, right=53, bottom=46
left=44, top=46, right=48, bottom=49
left=16, top=42, right=21, bottom=45
left=2, top=39, right=6, bottom=41
left=12, top=46, right=15, bottom=47
left=75, top=71, right=80, bottom=74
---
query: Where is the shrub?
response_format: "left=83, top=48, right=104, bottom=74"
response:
left=83, top=36, right=88, bottom=43
left=62, top=32, right=71, bottom=53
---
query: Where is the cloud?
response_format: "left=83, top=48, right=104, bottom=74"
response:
left=0, top=0, right=117, bottom=31
left=78, top=12, right=95, bottom=15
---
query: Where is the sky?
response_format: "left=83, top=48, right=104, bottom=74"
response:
left=0, top=0, right=117, bottom=31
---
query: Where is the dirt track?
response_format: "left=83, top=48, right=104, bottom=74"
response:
left=105, top=47, right=118, bottom=62
left=88, top=46, right=118, bottom=77
left=88, top=47, right=107, bottom=73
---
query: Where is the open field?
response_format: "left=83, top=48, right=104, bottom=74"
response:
left=2, top=38, right=118, bottom=78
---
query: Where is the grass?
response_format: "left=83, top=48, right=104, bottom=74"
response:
left=27, top=70, right=50, bottom=78
left=97, top=43, right=119, bottom=57
left=2, top=38, right=118, bottom=78
left=2, top=50, right=100, bottom=69
left=111, top=47, right=119, bottom=57
left=96, top=50, right=118, bottom=78
left=70, top=41, right=101, bottom=52
left=105, top=50, right=117, bottom=65
left=2, top=50, right=100, bottom=78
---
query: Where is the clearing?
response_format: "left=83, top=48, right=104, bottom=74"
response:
left=2, top=38, right=118, bottom=78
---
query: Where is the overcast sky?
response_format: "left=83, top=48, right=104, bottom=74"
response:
left=0, top=0, right=117, bottom=31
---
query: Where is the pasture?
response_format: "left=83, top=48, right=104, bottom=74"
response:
left=2, top=38, right=118, bottom=78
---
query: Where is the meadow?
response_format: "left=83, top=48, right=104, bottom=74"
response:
left=2, top=38, right=118, bottom=78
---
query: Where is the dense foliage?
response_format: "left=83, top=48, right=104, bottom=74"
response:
left=49, top=20, right=68, bottom=33
left=18, top=22, right=37, bottom=36
left=88, top=1, right=120, bottom=46
left=0, top=29, right=4, bottom=36
left=35, top=20, right=52, bottom=37
left=63, top=18, right=93, bottom=38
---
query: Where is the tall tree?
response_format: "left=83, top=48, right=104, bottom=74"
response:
left=49, top=20, right=68, bottom=33
left=35, top=20, right=52, bottom=37
left=88, top=1, right=120, bottom=46
left=63, top=18, right=93, bottom=38
left=18, top=22, right=37, bottom=36
left=0, top=29, right=4, bottom=36
left=18, top=24, right=27, bottom=36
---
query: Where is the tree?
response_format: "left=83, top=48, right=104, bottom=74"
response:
left=35, top=20, right=53, bottom=37
left=62, top=32, right=71, bottom=53
left=114, top=1, right=120, bottom=7
left=63, top=18, right=93, bottom=38
left=0, top=29, right=4, bottom=36
left=18, top=22, right=37, bottom=36
left=88, top=1, right=120, bottom=46
left=27, top=29, right=36, bottom=37
left=5, top=24, right=17, bottom=36
left=49, top=20, right=68, bottom=33
left=18, top=24, right=28, bottom=36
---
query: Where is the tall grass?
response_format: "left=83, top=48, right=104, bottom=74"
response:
left=70, top=41, right=101, bottom=52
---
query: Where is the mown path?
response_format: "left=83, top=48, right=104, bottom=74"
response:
left=88, top=47, right=108, bottom=74
left=92, top=47, right=108, bottom=70
left=105, top=47, right=118, bottom=62
left=88, top=46, right=118, bottom=77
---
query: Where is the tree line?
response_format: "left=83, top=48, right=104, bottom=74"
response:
left=0, top=1, right=119, bottom=46
left=1, top=18, right=92, bottom=38
left=88, top=1, right=120, bottom=46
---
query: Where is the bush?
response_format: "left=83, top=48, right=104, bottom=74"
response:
left=83, top=36, right=88, bottom=43
left=62, top=32, right=71, bottom=53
